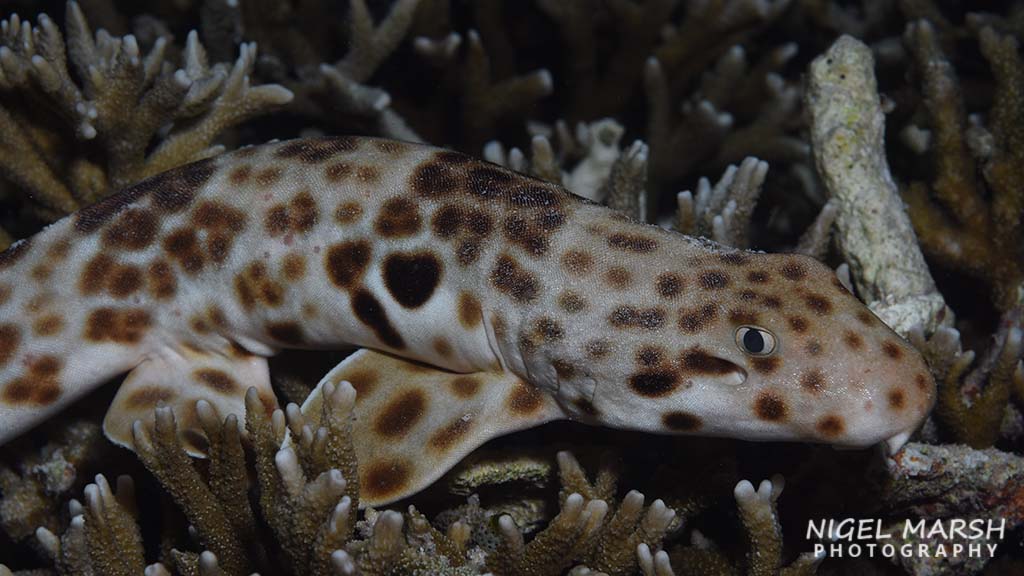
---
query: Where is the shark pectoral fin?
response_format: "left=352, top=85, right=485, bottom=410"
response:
left=301, top=348, right=564, bottom=507
left=103, top=345, right=277, bottom=456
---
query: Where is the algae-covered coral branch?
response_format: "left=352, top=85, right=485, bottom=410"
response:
left=885, top=442, right=1024, bottom=575
left=806, top=34, right=950, bottom=336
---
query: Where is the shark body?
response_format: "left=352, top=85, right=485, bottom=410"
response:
left=0, top=137, right=935, bottom=504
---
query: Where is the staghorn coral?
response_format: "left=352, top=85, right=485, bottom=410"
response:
left=18, top=381, right=485, bottom=575
left=601, top=140, right=650, bottom=222
left=485, top=117, right=649, bottom=219
left=452, top=29, right=553, bottom=150
left=675, top=156, right=768, bottom=248
left=534, top=0, right=675, bottom=122
left=641, top=476, right=821, bottom=576
left=0, top=1, right=291, bottom=225
left=731, top=478, right=821, bottom=576
left=548, top=119, right=624, bottom=203
left=793, top=200, right=838, bottom=260
left=381, top=1, right=555, bottom=148
left=431, top=449, right=682, bottom=576
left=645, top=38, right=807, bottom=206
left=793, top=0, right=895, bottom=39
left=4, top=384, right=695, bottom=576
left=552, top=452, right=677, bottom=576
left=308, top=0, right=424, bottom=143
left=259, top=0, right=557, bottom=149
left=674, top=156, right=837, bottom=256
left=654, top=0, right=791, bottom=90
left=901, top=20, right=1024, bottom=313
left=486, top=493, right=610, bottom=576
left=34, top=474, right=145, bottom=575
left=919, top=311, right=1024, bottom=448
left=133, top=403, right=258, bottom=574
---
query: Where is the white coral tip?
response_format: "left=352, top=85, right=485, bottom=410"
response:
left=329, top=496, right=352, bottom=534
left=35, top=526, right=60, bottom=556
left=330, top=550, right=356, bottom=575
left=564, top=492, right=585, bottom=512
left=144, top=564, right=173, bottom=576
left=734, top=479, right=755, bottom=500
left=653, top=550, right=675, bottom=576
left=536, top=69, right=553, bottom=93
left=198, top=551, right=219, bottom=571
left=173, top=69, right=192, bottom=88
left=263, top=84, right=294, bottom=103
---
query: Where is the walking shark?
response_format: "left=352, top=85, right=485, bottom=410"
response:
left=0, top=137, right=935, bottom=504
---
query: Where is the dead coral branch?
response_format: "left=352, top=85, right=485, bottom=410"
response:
left=806, top=34, right=950, bottom=336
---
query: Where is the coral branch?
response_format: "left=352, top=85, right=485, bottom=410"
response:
left=336, top=0, right=422, bottom=84
left=462, top=30, right=552, bottom=148
left=131, top=407, right=249, bottom=575
left=676, top=157, right=767, bottom=248
left=806, top=34, right=950, bottom=335
left=536, top=0, right=676, bottom=121
left=933, top=313, right=1023, bottom=447
left=900, top=22, right=1024, bottom=311
left=794, top=200, right=838, bottom=259
left=885, top=442, right=1024, bottom=575
left=0, top=2, right=291, bottom=221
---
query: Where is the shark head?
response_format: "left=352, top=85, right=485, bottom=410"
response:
left=515, top=233, right=934, bottom=454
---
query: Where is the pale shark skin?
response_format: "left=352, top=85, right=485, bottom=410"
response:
left=0, top=137, right=935, bottom=505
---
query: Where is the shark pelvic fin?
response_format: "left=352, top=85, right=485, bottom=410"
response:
left=301, top=348, right=563, bottom=506
left=103, top=344, right=277, bottom=456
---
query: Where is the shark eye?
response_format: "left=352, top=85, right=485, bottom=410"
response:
left=736, top=326, right=776, bottom=356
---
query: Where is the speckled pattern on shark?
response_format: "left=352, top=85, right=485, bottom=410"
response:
left=0, top=136, right=935, bottom=505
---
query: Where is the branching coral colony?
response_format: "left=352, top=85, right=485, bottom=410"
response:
left=892, top=15, right=1024, bottom=450
left=0, top=3, right=291, bottom=242
left=1, top=0, right=1024, bottom=575
left=0, top=382, right=816, bottom=576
